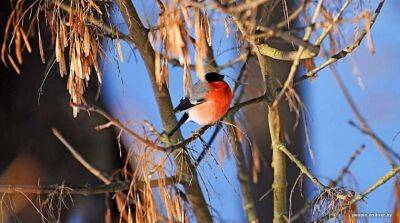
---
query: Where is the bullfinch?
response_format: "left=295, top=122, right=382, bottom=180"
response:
left=167, top=72, right=233, bottom=137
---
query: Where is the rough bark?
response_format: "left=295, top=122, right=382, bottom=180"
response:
left=240, top=1, right=306, bottom=222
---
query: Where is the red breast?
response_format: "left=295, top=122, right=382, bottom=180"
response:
left=188, top=81, right=232, bottom=125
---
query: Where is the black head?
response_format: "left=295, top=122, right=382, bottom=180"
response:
left=205, top=72, right=224, bottom=82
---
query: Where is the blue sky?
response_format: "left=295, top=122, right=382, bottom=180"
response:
left=101, top=1, right=399, bottom=221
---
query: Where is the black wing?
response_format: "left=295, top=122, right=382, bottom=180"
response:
left=173, top=97, right=205, bottom=113
left=173, top=81, right=208, bottom=113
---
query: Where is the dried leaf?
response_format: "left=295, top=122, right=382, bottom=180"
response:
left=55, top=32, right=62, bottom=62
left=116, top=39, right=124, bottom=62
left=155, top=51, right=162, bottom=90
left=343, top=203, right=357, bottom=223
left=1, top=10, right=15, bottom=65
left=75, top=38, right=83, bottom=79
left=204, top=11, right=211, bottom=46
left=38, top=27, right=45, bottom=64
left=15, top=30, right=23, bottom=64
left=302, top=58, right=315, bottom=72
left=224, top=17, right=231, bottom=37
left=19, top=28, right=32, bottom=53
left=392, top=183, right=400, bottom=223
left=217, top=139, right=225, bottom=164
left=7, top=54, right=20, bottom=74
left=83, top=25, right=91, bottom=57
left=183, top=64, right=192, bottom=97
left=60, top=22, right=68, bottom=48
left=364, top=13, right=375, bottom=54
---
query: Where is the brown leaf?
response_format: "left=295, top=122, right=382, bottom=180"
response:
left=116, top=39, right=124, bottom=62
left=19, top=28, right=32, bottom=53
left=392, top=183, right=400, bottom=223
left=38, top=27, right=45, bottom=64
left=217, top=139, right=225, bottom=164
left=343, top=203, right=357, bottom=223
left=83, top=25, right=91, bottom=57
left=302, top=58, right=315, bottom=72
left=183, top=64, right=192, bottom=97
left=204, top=11, right=211, bottom=46
left=7, top=54, right=20, bottom=74
left=155, top=51, right=162, bottom=90
left=1, top=10, right=15, bottom=65
left=15, top=30, right=23, bottom=64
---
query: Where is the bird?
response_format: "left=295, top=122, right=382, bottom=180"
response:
left=167, top=72, right=233, bottom=137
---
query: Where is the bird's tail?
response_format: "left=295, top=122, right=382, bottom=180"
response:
left=167, top=112, right=189, bottom=137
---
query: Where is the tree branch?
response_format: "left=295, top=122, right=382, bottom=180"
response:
left=71, top=103, right=168, bottom=152
left=114, top=1, right=213, bottom=221
left=52, top=128, right=111, bottom=184
left=277, top=144, right=326, bottom=190
left=0, top=182, right=129, bottom=195
left=295, top=0, right=386, bottom=83
left=257, top=43, right=317, bottom=60
left=0, top=176, right=180, bottom=195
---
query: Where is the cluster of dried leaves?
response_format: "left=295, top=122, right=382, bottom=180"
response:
left=152, top=0, right=212, bottom=96
left=2, top=0, right=108, bottom=116
left=114, top=149, right=188, bottom=223
left=311, top=188, right=357, bottom=222
left=392, top=183, right=400, bottom=223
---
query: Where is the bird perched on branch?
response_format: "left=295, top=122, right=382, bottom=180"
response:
left=167, top=72, right=233, bottom=137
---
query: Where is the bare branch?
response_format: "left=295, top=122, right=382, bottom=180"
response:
left=0, top=176, right=180, bottom=195
left=295, top=0, right=386, bottom=83
left=330, top=145, right=366, bottom=186
left=0, top=182, right=129, bottom=195
left=257, top=43, right=317, bottom=60
left=277, top=144, right=326, bottom=190
left=71, top=103, right=168, bottom=152
left=52, top=128, right=112, bottom=184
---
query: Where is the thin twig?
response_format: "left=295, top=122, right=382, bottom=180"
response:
left=273, top=0, right=323, bottom=106
left=295, top=0, right=386, bottom=83
left=70, top=103, right=168, bottom=152
left=349, top=121, right=400, bottom=167
left=331, top=64, right=400, bottom=167
left=276, top=0, right=308, bottom=28
left=277, top=144, right=326, bottom=190
left=330, top=145, right=365, bottom=187
left=314, top=0, right=353, bottom=46
left=52, top=128, right=111, bottom=184
left=0, top=182, right=129, bottom=195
